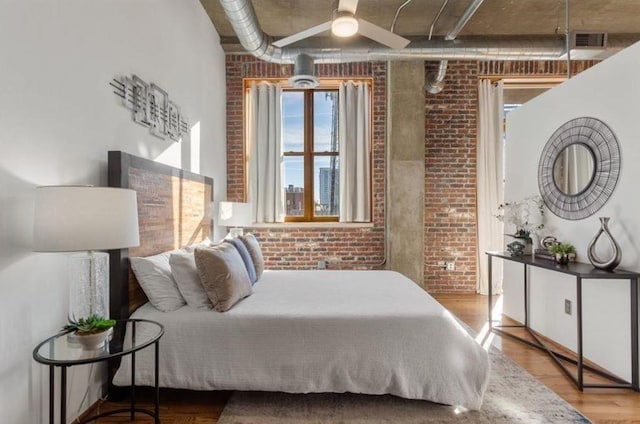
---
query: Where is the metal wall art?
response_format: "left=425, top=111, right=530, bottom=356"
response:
left=537, top=117, right=621, bottom=220
left=110, top=75, right=189, bottom=142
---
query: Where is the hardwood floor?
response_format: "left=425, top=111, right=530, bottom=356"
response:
left=434, top=293, right=640, bottom=424
left=91, top=294, right=640, bottom=423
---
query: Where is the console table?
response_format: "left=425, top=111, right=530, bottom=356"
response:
left=486, top=251, right=639, bottom=391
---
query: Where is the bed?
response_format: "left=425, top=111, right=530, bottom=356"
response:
left=107, top=151, right=490, bottom=410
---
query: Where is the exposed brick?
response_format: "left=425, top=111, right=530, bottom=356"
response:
left=225, top=56, right=386, bottom=269
left=226, top=55, right=597, bottom=292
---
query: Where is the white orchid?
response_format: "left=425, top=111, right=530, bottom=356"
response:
left=495, top=195, right=544, bottom=239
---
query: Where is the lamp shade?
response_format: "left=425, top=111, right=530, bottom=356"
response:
left=218, top=201, right=252, bottom=227
left=33, top=186, right=140, bottom=252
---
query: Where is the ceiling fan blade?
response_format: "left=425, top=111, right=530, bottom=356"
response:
left=338, top=0, right=359, bottom=14
left=273, top=21, right=332, bottom=48
left=357, top=19, right=411, bottom=49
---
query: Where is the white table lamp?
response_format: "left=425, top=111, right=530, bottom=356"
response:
left=218, top=201, right=252, bottom=238
left=33, top=186, right=140, bottom=319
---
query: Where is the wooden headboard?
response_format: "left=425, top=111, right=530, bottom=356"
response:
left=108, top=151, right=214, bottom=321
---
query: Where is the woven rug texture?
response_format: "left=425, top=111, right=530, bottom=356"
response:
left=217, top=346, right=591, bottom=424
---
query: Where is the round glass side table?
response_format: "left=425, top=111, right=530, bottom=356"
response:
left=33, top=318, right=164, bottom=424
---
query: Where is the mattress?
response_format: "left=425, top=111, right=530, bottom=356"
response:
left=113, top=270, right=490, bottom=409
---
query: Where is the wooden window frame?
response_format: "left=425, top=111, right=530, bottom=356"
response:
left=243, top=78, right=373, bottom=223
left=284, top=88, right=339, bottom=223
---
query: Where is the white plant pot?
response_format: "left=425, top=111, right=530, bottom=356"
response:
left=69, top=328, right=112, bottom=350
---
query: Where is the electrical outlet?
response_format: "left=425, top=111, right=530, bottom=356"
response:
left=446, top=262, right=455, bottom=271
left=317, top=260, right=326, bottom=270
left=565, top=299, right=572, bottom=315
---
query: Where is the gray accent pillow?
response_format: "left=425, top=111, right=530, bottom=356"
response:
left=238, top=233, right=264, bottom=280
left=194, top=244, right=253, bottom=312
left=130, top=249, right=186, bottom=312
left=224, top=238, right=257, bottom=284
left=169, top=252, right=212, bottom=309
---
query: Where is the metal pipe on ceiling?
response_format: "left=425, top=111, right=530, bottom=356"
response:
left=428, top=0, right=450, bottom=41
left=217, top=0, right=635, bottom=64
left=446, top=0, right=486, bottom=40
left=390, top=0, right=414, bottom=34
left=427, top=0, right=485, bottom=94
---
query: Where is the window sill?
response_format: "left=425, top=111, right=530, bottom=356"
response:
left=248, top=222, right=374, bottom=229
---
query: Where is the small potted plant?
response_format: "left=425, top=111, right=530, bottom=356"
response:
left=64, top=314, right=116, bottom=350
left=549, top=243, right=576, bottom=265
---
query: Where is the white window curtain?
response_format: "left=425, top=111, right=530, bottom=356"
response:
left=246, top=81, right=285, bottom=223
left=477, top=80, right=504, bottom=295
left=338, top=81, right=371, bottom=222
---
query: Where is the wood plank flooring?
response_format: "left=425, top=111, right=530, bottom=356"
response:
left=90, top=294, right=640, bottom=423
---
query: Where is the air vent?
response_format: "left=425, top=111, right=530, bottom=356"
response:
left=560, top=32, right=608, bottom=60
left=288, top=75, right=320, bottom=89
left=288, top=54, right=319, bottom=89
left=574, top=32, right=606, bottom=48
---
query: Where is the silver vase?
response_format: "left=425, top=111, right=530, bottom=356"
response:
left=587, top=217, right=622, bottom=271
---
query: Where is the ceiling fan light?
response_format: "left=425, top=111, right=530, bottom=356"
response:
left=332, top=15, right=358, bottom=37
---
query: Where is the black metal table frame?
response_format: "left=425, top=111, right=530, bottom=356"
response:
left=487, top=252, right=639, bottom=392
left=33, top=319, right=164, bottom=424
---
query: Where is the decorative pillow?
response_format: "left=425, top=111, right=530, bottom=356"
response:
left=130, top=250, right=186, bottom=312
left=169, top=251, right=212, bottom=309
left=238, top=233, right=264, bottom=280
left=224, top=238, right=257, bottom=284
left=194, top=244, right=253, bottom=312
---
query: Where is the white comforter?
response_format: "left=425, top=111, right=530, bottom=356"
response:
left=113, top=270, right=490, bottom=409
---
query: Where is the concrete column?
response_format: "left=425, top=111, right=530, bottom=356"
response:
left=386, top=61, right=425, bottom=286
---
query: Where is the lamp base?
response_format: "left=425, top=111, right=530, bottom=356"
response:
left=69, top=251, right=109, bottom=319
left=227, top=227, right=244, bottom=238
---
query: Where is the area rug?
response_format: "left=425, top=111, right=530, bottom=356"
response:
left=217, top=347, right=591, bottom=424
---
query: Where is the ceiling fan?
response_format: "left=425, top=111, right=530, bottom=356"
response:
left=273, top=0, right=411, bottom=49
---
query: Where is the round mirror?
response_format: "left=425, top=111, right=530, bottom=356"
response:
left=552, top=143, right=595, bottom=196
left=538, top=117, right=621, bottom=220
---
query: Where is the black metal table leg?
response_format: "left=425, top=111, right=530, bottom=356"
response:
left=49, top=365, right=54, bottom=424
left=131, top=321, right=137, bottom=420
left=631, top=278, right=639, bottom=391
left=577, top=277, right=584, bottom=390
left=155, top=340, right=160, bottom=423
left=524, top=264, right=529, bottom=327
left=131, top=350, right=136, bottom=421
left=61, top=365, right=67, bottom=424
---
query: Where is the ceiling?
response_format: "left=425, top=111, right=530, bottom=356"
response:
left=201, top=0, right=640, bottom=51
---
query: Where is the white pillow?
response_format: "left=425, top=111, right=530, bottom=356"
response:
left=130, top=249, right=186, bottom=312
left=169, top=251, right=212, bottom=309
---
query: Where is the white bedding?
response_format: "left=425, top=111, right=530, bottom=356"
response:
left=113, top=270, right=490, bottom=409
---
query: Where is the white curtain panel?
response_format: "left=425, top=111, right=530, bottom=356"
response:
left=246, top=82, right=285, bottom=223
left=477, top=80, right=504, bottom=295
left=338, top=82, right=371, bottom=222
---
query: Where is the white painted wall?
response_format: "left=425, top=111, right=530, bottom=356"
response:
left=504, top=41, right=640, bottom=381
left=0, top=1, right=226, bottom=422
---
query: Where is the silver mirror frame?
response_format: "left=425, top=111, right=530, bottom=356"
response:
left=537, top=117, right=621, bottom=220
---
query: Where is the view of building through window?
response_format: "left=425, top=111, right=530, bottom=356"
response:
left=283, top=90, right=339, bottom=220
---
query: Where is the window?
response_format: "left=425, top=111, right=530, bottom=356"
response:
left=283, top=89, right=340, bottom=222
left=244, top=78, right=372, bottom=224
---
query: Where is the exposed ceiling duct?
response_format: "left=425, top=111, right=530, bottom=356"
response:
left=425, top=60, right=448, bottom=94
left=217, top=0, right=637, bottom=64
left=426, top=0, right=485, bottom=94
left=288, top=53, right=319, bottom=88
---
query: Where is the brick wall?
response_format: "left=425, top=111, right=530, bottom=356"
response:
left=423, top=59, right=598, bottom=293
left=225, top=54, right=597, bottom=288
left=424, top=61, right=479, bottom=293
left=225, top=55, right=386, bottom=269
